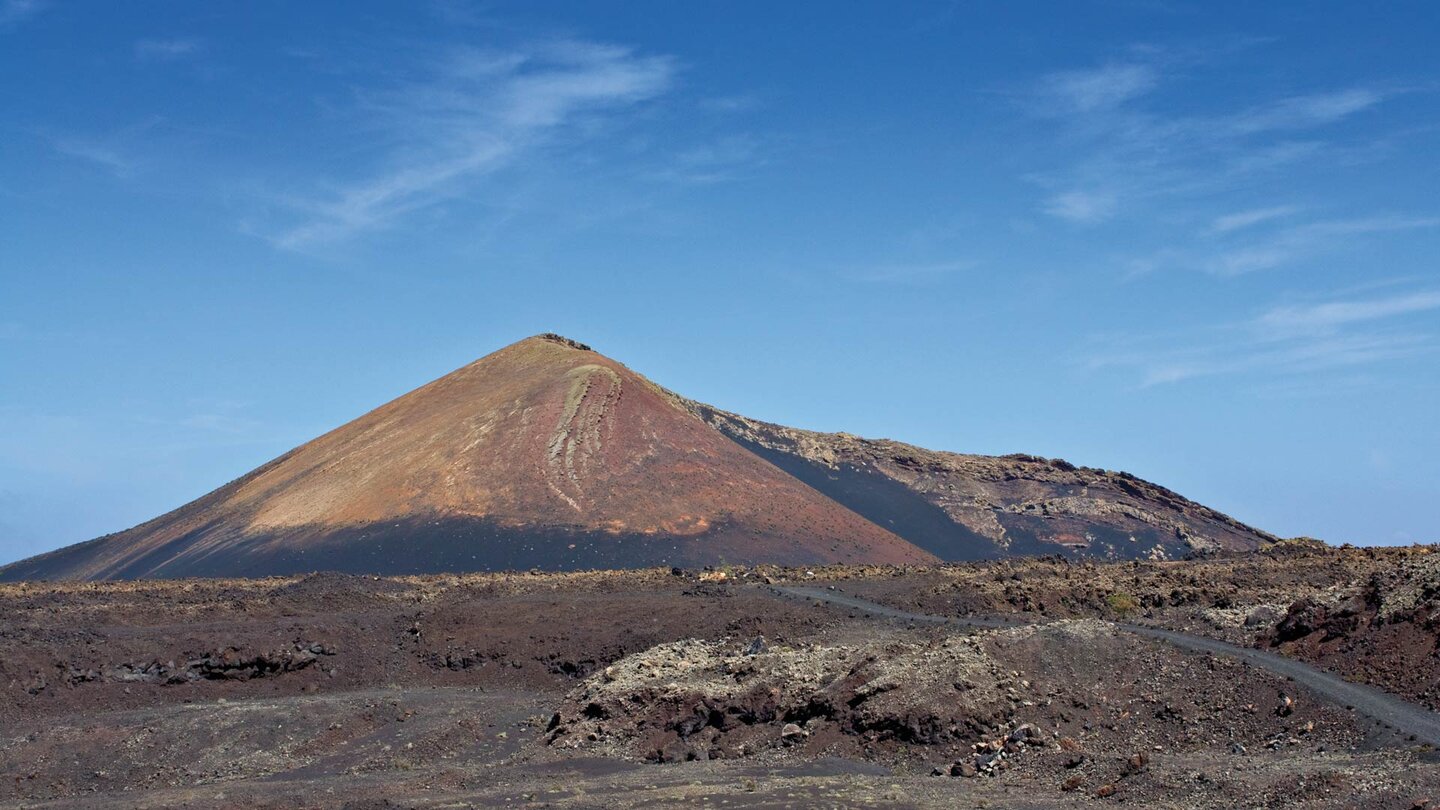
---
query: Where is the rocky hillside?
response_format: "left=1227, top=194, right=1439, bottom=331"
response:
left=689, top=404, right=1271, bottom=561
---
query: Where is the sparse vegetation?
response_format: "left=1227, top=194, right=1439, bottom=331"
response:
left=1105, top=591, right=1139, bottom=616
left=3, top=547, right=1440, bottom=806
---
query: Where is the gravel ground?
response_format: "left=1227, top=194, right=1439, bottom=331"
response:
left=2, top=547, right=1438, bottom=808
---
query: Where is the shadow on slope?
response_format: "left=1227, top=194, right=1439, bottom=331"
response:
left=726, top=436, right=1004, bottom=561
left=0, top=514, right=866, bottom=580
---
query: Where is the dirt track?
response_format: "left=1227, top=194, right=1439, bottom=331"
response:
left=771, top=584, right=1440, bottom=748
left=5, top=550, right=1440, bottom=807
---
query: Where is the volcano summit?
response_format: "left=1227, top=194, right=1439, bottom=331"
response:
left=0, top=334, right=1272, bottom=580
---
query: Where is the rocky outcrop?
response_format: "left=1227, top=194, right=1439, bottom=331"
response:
left=1261, top=549, right=1440, bottom=709
left=34, top=643, right=337, bottom=693
left=545, top=621, right=1115, bottom=763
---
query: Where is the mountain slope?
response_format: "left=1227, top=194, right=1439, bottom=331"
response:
left=0, top=334, right=1273, bottom=581
left=0, top=335, right=933, bottom=580
left=687, top=404, right=1273, bottom=561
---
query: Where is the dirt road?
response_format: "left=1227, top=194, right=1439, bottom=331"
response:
left=769, top=584, right=1440, bottom=748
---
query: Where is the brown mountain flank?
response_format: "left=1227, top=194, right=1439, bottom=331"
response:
left=0, top=334, right=1272, bottom=580
left=687, top=404, right=1270, bottom=561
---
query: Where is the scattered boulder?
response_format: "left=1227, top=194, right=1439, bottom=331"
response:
left=1244, top=605, right=1282, bottom=628
left=1008, top=723, right=1047, bottom=746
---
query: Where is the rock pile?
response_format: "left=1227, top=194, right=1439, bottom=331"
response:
left=931, top=722, right=1049, bottom=778
left=545, top=631, right=1020, bottom=762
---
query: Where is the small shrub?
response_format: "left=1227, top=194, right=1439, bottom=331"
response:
left=1106, top=592, right=1139, bottom=616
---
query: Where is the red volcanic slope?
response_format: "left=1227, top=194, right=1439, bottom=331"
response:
left=1, top=335, right=936, bottom=580
left=1, top=333, right=1275, bottom=581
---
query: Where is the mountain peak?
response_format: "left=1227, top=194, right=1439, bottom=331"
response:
left=1, top=334, right=933, bottom=579
left=531, top=333, right=594, bottom=352
left=0, top=335, right=1271, bottom=581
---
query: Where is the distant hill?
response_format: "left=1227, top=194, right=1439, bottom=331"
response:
left=0, top=334, right=1271, bottom=580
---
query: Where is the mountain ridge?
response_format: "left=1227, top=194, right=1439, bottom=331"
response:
left=0, top=334, right=1273, bottom=580
left=685, top=401, right=1273, bottom=559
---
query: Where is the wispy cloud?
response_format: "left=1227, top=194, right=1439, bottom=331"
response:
left=135, top=38, right=203, bottom=61
left=1085, top=286, right=1440, bottom=386
left=1130, top=331, right=1431, bottom=386
left=698, top=95, right=761, bottom=114
left=1208, top=215, right=1440, bottom=276
left=648, top=134, right=767, bottom=185
left=1127, top=214, right=1440, bottom=277
left=1210, top=205, right=1300, bottom=234
left=1257, top=289, right=1440, bottom=334
left=1044, top=189, right=1118, bottom=224
left=42, top=118, right=164, bottom=178
left=269, top=40, right=675, bottom=249
left=1024, top=51, right=1392, bottom=228
left=0, top=0, right=44, bottom=27
left=1224, top=88, right=1383, bottom=135
left=50, top=137, right=136, bottom=177
left=1038, top=64, right=1158, bottom=113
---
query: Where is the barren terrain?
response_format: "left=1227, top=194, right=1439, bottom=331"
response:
left=3, top=543, right=1439, bottom=808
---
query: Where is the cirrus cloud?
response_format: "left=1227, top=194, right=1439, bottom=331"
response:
left=267, top=40, right=676, bottom=250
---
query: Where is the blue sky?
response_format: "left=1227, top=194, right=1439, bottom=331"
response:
left=2, top=1, right=1438, bottom=563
